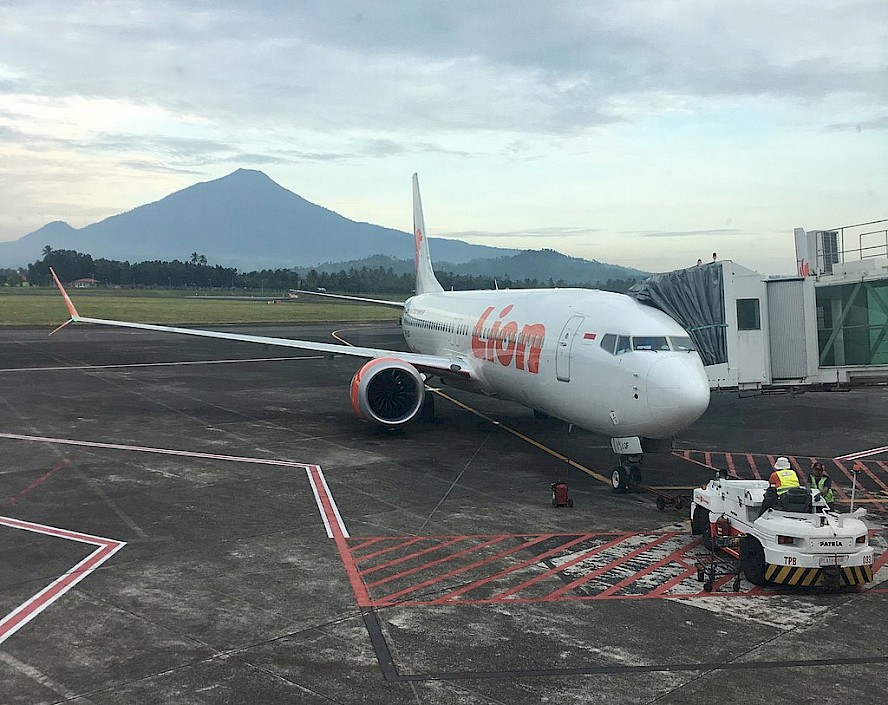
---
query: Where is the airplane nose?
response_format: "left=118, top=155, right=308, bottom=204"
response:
left=645, top=356, right=710, bottom=433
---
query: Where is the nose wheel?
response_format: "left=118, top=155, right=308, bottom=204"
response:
left=611, top=455, right=643, bottom=493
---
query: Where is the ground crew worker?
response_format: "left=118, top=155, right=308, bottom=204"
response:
left=759, top=457, right=800, bottom=515
left=768, top=457, right=800, bottom=495
left=808, top=461, right=836, bottom=505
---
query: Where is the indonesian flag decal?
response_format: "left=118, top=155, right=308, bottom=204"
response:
left=583, top=332, right=597, bottom=341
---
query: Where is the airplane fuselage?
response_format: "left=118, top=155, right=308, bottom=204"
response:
left=402, top=288, right=710, bottom=439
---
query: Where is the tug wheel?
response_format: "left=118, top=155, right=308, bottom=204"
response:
left=740, top=536, right=767, bottom=587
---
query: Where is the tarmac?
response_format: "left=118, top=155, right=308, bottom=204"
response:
left=0, top=322, right=886, bottom=705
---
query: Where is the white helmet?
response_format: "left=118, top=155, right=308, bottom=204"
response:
left=774, top=457, right=791, bottom=470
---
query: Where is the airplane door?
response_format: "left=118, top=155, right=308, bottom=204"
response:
left=556, top=315, right=585, bottom=382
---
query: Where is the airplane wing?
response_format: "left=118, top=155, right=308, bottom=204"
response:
left=188, top=295, right=296, bottom=302
left=48, top=268, right=471, bottom=380
left=288, top=289, right=406, bottom=308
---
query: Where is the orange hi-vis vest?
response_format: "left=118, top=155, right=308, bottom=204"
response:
left=768, top=468, right=800, bottom=495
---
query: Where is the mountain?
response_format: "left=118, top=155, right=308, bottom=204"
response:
left=303, top=250, right=647, bottom=285
left=0, top=170, right=517, bottom=270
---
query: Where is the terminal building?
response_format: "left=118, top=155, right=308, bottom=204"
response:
left=630, top=219, right=888, bottom=391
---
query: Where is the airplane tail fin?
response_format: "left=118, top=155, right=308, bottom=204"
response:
left=412, top=174, right=444, bottom=295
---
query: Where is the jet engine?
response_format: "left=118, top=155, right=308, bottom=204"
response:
left=350, top=357, right=425, bottom=426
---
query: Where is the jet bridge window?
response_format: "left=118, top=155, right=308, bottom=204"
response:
left=632, top=336, right=670, bottom=351
left=737, top=298, right=761, bottom=330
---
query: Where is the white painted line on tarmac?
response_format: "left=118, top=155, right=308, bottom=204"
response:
left=0, top=652, right=81, bottom=701
left=0, top=433, right=313, bottom=469
left=0, top=433, right=343, bottom=542
left=0, top=355, right=325, bottom=373
left=0, top=516, right=126, bottom=645
left=837, top=446, right=888, bottom=461
left=305, top=465, right=350, bottom=539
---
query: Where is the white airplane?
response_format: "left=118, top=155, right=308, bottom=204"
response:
left=50, top=175, right=710, bottom=490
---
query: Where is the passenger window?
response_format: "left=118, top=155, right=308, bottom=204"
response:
left=600, top=334, right=616, bottom=355
left=615, top=336, right=631, bottom=354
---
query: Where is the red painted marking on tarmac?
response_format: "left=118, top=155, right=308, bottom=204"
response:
left=493, top=534, right=632, bottom=600
left=367, top=535, right=509, bottom=592
left=0, top=517, right=125, bottom=645
left=725, top=454, right=736, bottom=476
left=427, top=533, right=560, bottom=604
left=704, top=451, right=712, bottom=467
left=873, top=545, right=888, bottom=574
left=354, top=537, right=426, bottom=563
left=304, top=466, right=371, bottom=607
left=1, top=459, right=71, bottom=508
left=837, top=445, right=888, bottom=461
left=829, top=460, right=858, bottom=499
left=372, top=535, right=559, bottom=606
left=595, top=539, right=698, bottom=599
left=746, top=453, right=761, bottom=480
left=850, top=462, right=888, bottom=494
left=648, top=563, right=699, bottom=597
left=348, top=537, right=388, bottom=553
left=546, top=533, right=679, bottom=599
left=360, top=536, right=468, bottom=575
left=673, top=451, right=718, bottom=473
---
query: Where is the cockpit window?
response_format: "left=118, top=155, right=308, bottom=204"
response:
left=615, top=335, right=631, bottom=355
left=670, top=336, right=696, bottom=352
left=600, top=333, right=616, bottom=354
left=632, top=336, right=670, bottom=351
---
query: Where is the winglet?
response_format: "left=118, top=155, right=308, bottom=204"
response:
left=48, top=267, right=80, bottom=334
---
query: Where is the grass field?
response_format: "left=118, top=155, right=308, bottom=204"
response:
left=0, top=288, right=401, bottom=326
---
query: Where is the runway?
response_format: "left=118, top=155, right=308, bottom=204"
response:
left=0, top=323, right=886, bottom=704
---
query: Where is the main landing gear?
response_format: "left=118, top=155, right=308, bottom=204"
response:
left=611, top=453, right=643, bottom=493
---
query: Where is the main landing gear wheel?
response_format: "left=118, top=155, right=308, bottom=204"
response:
left=739, top=535, right=767, bottom=587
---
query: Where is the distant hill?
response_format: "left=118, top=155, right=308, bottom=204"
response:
left=303, top=250, right=646, bottom=285
left=0, top=169, right=516, bottom=270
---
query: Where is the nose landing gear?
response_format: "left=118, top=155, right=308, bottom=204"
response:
left=611, top=454, right=643, bottom=493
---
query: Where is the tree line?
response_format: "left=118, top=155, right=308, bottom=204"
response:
left=14, top=247, right=640, bottom=294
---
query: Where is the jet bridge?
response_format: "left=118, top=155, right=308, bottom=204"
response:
left=630, top=220, right=888, bottom=390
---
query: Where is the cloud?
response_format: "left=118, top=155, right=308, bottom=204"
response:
left=825, top=115, right=888, bottom=132
left=0, top=1, right=884, bottom=274
left=4, top=1, right=884, bottom=137
left=634, top=229, right=744, bottom=238
left=444, top=227, right=601, bottom=240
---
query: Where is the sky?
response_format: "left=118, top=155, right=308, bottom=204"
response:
left=0, top=1, right=886, bottom=275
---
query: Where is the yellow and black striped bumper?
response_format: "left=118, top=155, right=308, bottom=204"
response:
left=764, top=563, right=873, bottom=587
